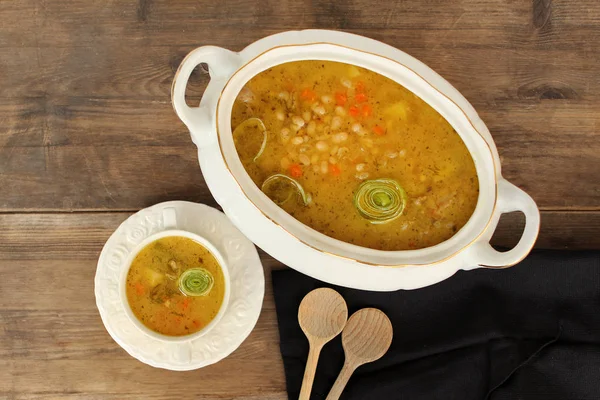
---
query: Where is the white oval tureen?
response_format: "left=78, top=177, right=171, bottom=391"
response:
left=172, top=30, right=540, bottom=291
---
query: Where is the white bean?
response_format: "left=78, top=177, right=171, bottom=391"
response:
left=329, top=157, right=338, bottom=164
left=312, top=165, right=320, bottom=173
left=316, top=141, right=329, bottom=152
left=278, top=91, right=290, bottom=101
left=321, top=95, right=333, bottom=104
left=238, top=87, right=254, bottom=103
left=291, top=136, right=304, bottom=145
left=302, top=111, right=312, bottom=122
left=303, top=135, right=310, bottom=143
left=356, top=163, right=366, bottom=172
left=341, top=78, right=352, bottom=88
left=280, top=128, right=291, bottom=144
left=307, top=121, right=316, bottom=135
left=332, top=132, right=348, bottom=143
left=399, top=149, right=406, bottom=157
left=351, top=122, right=363, bottom=134
left=299, top=144, right=312, bottom=153
left=312, top=104, right=326, bottom=116
left=335, top=106, right=346, bottom=116
left=320, top=161, right=329, bottom=174
left=386, top=150, right=398, bottom=159
left=276, top=110, right=285, bottom=121
left=355, top=172, right=369, bottom=180
left=337, top=147, right=349, bottom=158
left=299, top=154, right=311, bottom=165
left=330, top=116, right=342, bottom=130
left=292, top=116, right=305, bottom=127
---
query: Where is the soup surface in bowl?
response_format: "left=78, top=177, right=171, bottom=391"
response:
left=231, top=60, right=479, bottom=251
left=125, top=236, right=225, bottom=336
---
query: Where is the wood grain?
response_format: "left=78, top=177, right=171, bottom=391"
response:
left=1, top=0, right=599, bottom=398
left=0, top=211, right=597, bottom=263
left=0, top=359, right=285, bottom=399
left=0, top=217, right=285, bottom=399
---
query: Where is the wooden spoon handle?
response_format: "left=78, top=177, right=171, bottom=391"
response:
left=325, top=360, right=357, bottom=400
left=299, top=342, right=323, bottom=400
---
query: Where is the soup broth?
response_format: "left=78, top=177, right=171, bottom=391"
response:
left=231, top=60, right=479, bottom=250
left=125, top=236, right=225, bottom=336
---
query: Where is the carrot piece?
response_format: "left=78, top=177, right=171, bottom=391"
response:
left=135, top=282, right=144, bottom=296
left=355, top=81, right=366, bottom=93
left=180, top=297, right=190, bottom=310
left=330, top=164, right=341, bottom=177
left=289, top=163, right=303, bottom=178
left=349, top=105, right=360, bottom=117
left=361, top=104, right=372, bottom=117
left=335, top=92, right=347, bottom=106
left=373, top=125, right=386, bottom=136
left=355, top=92, right=368, bottom=103
left=300, top=88, right=316, bottom=102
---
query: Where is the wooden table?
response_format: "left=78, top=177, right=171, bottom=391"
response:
left=1, top=1, right=599, bottom=398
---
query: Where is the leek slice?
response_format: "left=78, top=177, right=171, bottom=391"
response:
left=233, top=118, right=267, bottom=162
left=261, top=174, right=308, bottom=206
left=232, top=117, right=267, bottom=162
left=178, top=268, right=214, bottom=297
left=354, top=178, right=407, bottom=224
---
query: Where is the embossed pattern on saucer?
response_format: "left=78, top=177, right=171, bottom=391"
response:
left=95, top=201, right=265, bottom=370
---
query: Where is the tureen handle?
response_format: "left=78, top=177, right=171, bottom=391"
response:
left=171, top=46, right=241, bottom=147
left=470, top=179, right=540, bottom=269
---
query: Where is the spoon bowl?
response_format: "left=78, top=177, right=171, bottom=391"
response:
left=298, top=288, right=348, bottom=339
left=325, top=308, right=393, bottom=400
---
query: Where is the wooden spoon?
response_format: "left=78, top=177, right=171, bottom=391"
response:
left=298, top=288, right=348, bottom=400
left=325, top=308, right=393, bottom=400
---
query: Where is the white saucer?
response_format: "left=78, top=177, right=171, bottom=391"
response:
left=94, top=201, right=265, bottom=370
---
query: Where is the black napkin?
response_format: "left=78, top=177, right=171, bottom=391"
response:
left=272, top=250, right=600, bottom=400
